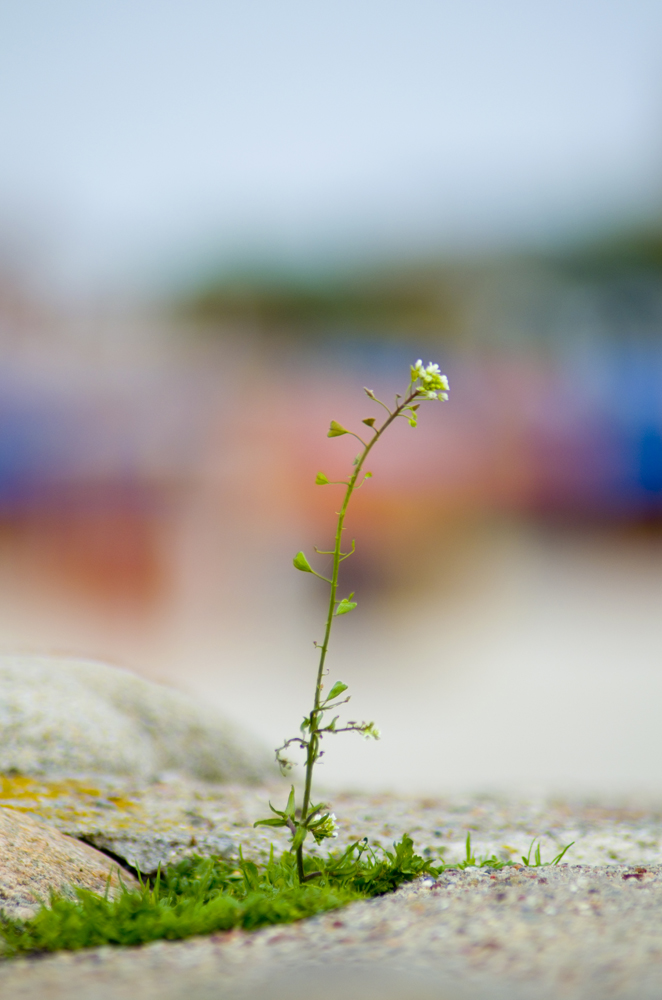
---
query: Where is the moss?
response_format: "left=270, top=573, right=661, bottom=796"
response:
left=0, top=836, right=442, bottom=955
left=0, top=806, right=574, bottom=956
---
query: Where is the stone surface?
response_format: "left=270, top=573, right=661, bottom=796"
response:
left=0, top=775, right=244, bottom=874
left=0, top=655, right=270, bottom=784
left=3, top=865, right=662, bottom=998
left=211, top=788, right=662, bottom=871
left=0, top=807, right=137, bottom=920
left=2, top=784, right=662, bottom=997
left=2, top=774, right=660, bottom=873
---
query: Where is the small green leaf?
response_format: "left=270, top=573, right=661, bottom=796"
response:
left=327, top=420, right=348, bottom=437
left=291, top=824, right=308, bottom=850
left=315, top=472, right=330, bottom=485
left=254, top=817, right=288, bottom=828
left=362, top=417, right=375, bottom=427
left=327, top=681, right=349, bottom=700
left=293, top=551, right=312, bottom=573
left=285, top=786, right=296, bottom=818
left=335, top=598, right=357, bottom=616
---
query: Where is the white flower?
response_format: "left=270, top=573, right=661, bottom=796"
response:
left=310, top=810, right=339, bottom=842
left=410, top=359, right=450, bottom=401
left=324, top=812, right=339, bottom=839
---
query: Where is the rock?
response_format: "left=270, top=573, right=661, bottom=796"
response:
left=5, top=864, right=662, bottom=999
left=0, top=806, right=137, bottom=919
left=0, top=655, right=270, bottom=784
left=0, top=774, right=268, bottom=875
left=1, top=793, right=662, bottom=998
left=84, top=829, right=237, bottom=876
left=0, top=773, right=246, bottom=875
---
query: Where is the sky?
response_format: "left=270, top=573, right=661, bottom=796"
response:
left=1, top=0, right=662, bottom=294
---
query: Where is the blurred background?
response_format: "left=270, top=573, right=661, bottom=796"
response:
left=1, top=0, right=662, bottom=796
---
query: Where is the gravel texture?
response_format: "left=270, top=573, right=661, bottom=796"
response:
left=3, top=780, right=662, bottom=998
left=2, top=773, right=661, bottom=870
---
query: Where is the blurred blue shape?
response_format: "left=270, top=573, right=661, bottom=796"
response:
left=638, top=426, right=662, bottom=495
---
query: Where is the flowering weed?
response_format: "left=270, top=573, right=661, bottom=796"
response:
left=0, top=361, right=578, bottom=958
left=256, top=361, right=450, bottom=881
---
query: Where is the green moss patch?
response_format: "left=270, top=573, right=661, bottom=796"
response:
left=0, top=835, right=441, bottom=955
left=0, top=832, right=574, bottom=957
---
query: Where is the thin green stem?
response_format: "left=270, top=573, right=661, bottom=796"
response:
left=296, top=388, right=420, bottom=878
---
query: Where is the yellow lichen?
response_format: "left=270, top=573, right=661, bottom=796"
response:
left=0, top=774, right=142, bottom=832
